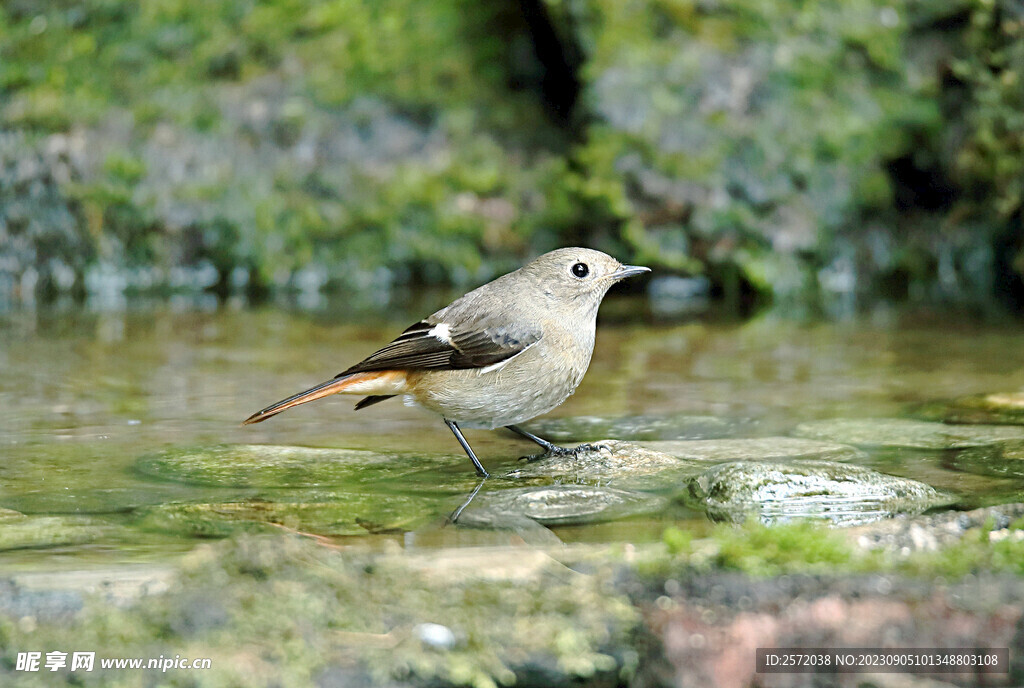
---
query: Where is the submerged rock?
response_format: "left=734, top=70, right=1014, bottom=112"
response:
left=913, top=392, right=1024, bottom=426
left=506, top=439, right=865, bottom=491
left=792, top=418, right=1024, bottom=449
left=0, top=515, right=111, bottom=551
left=524, top=414, right=740, bottom=442
left=137, top=494, right=439, bottom=538
left=0, top=485, right=231, bottom=515
left=459, top=485, right=667, bottom=528
left=136, top=444, right=461, bottom=489
left=445, top=508, right=565, bottom=546
left=684, top=460, right=951, bottom=526
left=641, top=437, right=866, bottom=462
left=950, top=440, right=1024, bottom=479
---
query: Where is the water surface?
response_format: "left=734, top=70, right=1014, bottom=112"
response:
left=2, top=299, right=1023, bottom=571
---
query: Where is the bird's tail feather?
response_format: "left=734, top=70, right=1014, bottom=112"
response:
left=243, top=371, right=402, bottom=424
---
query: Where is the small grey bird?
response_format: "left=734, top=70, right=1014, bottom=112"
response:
left=243, top=247, right=649, bottom=477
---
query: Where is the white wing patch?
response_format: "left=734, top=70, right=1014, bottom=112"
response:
left=428, top=323, right=452, bottom=343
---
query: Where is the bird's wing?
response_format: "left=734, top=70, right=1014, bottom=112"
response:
left=339, top=319, right=540, bottom=376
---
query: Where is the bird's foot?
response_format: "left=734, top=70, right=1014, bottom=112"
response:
left=520, top=443, right=597, bottom=463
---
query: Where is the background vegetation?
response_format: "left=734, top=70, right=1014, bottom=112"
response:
left=1, top=0, right=1021, bottom=308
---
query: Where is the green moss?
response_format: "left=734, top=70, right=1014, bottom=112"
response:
left=662, top=519, right=863, bottom=577
left=658, top=512, right=1024, bottom=580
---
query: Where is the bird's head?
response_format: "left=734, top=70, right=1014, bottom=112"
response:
left=522, top=247, right=650, bottom=304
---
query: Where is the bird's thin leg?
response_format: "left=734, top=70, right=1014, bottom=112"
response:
left=506, top=425, right=595, bottom=460
left=505, top=425, right=567, bottom=453
left=446, top=477, right=486, bottom=525
left=445, top=419, right=490, bottom=478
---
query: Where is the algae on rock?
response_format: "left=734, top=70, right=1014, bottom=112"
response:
left=135, top=444, right=462, bottom=488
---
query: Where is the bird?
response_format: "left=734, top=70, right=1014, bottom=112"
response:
left=243, top=247, right=649, bottom=477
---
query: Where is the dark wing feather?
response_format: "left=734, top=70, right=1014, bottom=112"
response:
left=448, top=328, right=533, bottom=368
left=354, top=395, right=395, bottom=410
left=338, top=319, right=539, bottom=377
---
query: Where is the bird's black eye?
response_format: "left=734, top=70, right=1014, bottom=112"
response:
left=571, top=262, right=589, bottom=278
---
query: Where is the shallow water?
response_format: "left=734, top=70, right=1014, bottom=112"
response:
left=2, top=298, right=1024, bottom=571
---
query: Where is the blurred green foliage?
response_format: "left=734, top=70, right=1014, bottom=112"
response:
left=951, top=0, right=1024, bottom=218
left=0, top=0, right=584, bottom=296
left=0, top=0, right=1021, bottom=303
left=562, top=0, right=1023, bottom=303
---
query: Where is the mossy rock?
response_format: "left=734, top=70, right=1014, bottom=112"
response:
left=0, top=508, right=25, bottom=522
left=135, top=444, right=462, bottom=488
left=524, top=415, right=740, bottom=442
left=792, top=418, right=1024, bottom=450
left=950, top=440, right=1024, bottom=480
left=639, top=437, right=867, bottom=462
left=913, top=393, right=1024, bottom=426
left=3, top=534, right=639, bottom=687
left=460, top=485, right=667, bottom=527
left=137, top=494, right=440, bottom=538
left=683, top=460, right=952, bottom=526
left=0, top=515, right=111, bottom=551
left=0, top=485, right=234, bottom=515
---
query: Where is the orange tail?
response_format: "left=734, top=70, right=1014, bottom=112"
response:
left=242, top=371, right=406, bottom=424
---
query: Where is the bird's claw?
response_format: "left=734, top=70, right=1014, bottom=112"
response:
left=520, top=443, right=596, bottom=463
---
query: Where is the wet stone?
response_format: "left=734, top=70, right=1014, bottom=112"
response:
left=458, top=485, right=667, bottom=528
left=136, top=494, right=440, bottom=538
left=950, top=440, right=1024, bottom=479
left=504, top=440, right=704, bottom=491
left=508, top=440, right=686, bottom=478
left=683, top=460, right=952, bottom=527
left=523, top=414, right=741, bottom=442
left=913, top=392, right=1024, bottom=426
left=639, top=437, right=867, bottom=462
left=792, top=418, right=1024, bottom=450
left=135, top=444, right=462, bottom=488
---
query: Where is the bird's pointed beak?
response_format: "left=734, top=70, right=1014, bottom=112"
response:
left=610, top=264, right=651, bottom=280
